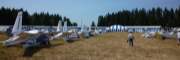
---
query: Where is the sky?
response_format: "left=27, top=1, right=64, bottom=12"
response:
left=0, top=0, right=180, bottom=26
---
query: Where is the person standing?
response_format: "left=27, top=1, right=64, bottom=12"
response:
left=128, top=32, right=135, bottom=47
left=177, top=29, right=180, bottom=46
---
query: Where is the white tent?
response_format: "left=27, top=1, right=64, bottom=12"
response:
left=109, top=25, right=125, bottom=32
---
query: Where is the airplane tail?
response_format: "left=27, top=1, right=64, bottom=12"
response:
left=63, top=21, right=67, bottom=32
left=56, top=20, right=62, bottom=32
left=11, top=11, right=23, bottom=36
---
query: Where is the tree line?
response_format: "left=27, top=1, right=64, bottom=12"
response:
left=0, top=7, right=77, bottom=26
left=97, top=7, right=180, bottom=27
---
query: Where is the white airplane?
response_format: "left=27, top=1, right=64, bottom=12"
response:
left=56, top=20, right=62, bottom=32
left=50, top=20, right=63, bottom=40
left=3, top=11, right=23, bottom=46
left=63, top=21, right=68, bottom=32
left=90, top=27, right=101, bottom=36
left=12, top=12, right=23, bottom=36
left=159, top=29, right=176, bottom=39
left=142, top=31, right=156, bottom=38
left=78, top=25, right=90, bottom=38
left=3, top=12, right=44, bottom=46
left=78, top=25, right=84, bottom=35
left=56, top=21, right=80, bottom=42
left=49, top=21, right=79, bottom=41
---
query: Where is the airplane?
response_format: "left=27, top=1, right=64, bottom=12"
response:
left=141, top=28, right=176, bottom=39
left=49, top=20, right=63, bottom=40
left=142, top=31, right=156, bottom=38
left=158, top=28, right=176, bottom=39
left=22, top=32, right=50, bottom=48
left=2, top=11, right=49, bottom=47
left=3, top=11, right=23, bottom=46
left=50, top=21, right=80, bottom=42
left=78, top=25, right=90, bottom=38
left=89, top=26, right=102, bottom=36
left=61, top=21, right=80, bottom=42
left=56, top=20, right=62, bottom=32
left=2, top=11, right=102, bottom=47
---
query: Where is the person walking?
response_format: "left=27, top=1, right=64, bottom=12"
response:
left=128, top=32, right=135, bottom=47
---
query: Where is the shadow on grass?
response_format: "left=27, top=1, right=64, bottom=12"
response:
left=22, top=39, right=80, bottom=57
left=66, top=40, right=76, bottom=43
left=23, top=44, right=59, bottom=57
left=23, top=46, right=42, bottom=57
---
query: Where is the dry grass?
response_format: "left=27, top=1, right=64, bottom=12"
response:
left=0, top=32, right=8, bottom=41
left=1, top=32, right=180, bottom=60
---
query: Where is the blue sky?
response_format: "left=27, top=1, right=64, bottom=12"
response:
left=0, top=0, right=180, bottom=26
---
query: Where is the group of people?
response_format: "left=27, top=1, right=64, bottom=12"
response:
left=127, top=30, right=180, bottom=47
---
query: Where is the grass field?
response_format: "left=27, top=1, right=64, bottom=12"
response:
left=1, top=32, right=180, bottom=60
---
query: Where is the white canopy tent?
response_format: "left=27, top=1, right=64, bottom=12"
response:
left=109, top=25, right=126, bottom=32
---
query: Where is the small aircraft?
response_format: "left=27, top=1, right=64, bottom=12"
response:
left=49, top=20, right=63, bottom=40
left=22, top=32, right=50, bottom=49
left=50, top=20, right=80, bottom=42
left=3, top=11, right=23, bottom=46
left=159, top=29, right=176, bottom=39
left=3, top=11, right=50, bottom=47
left=142, top=32, right=156, bottom=38
left=78, top=25, right=90, bottom=38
